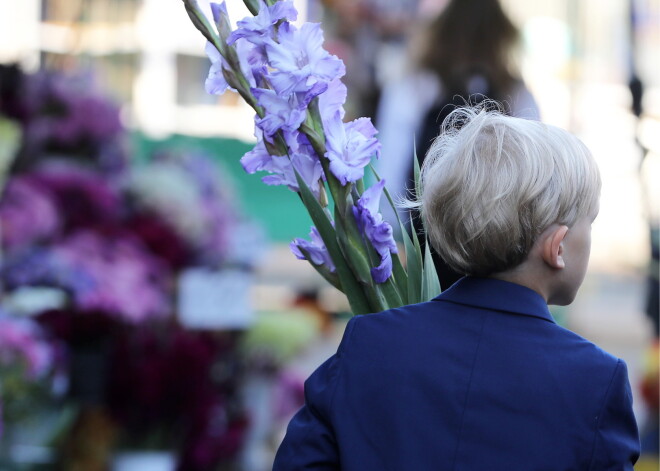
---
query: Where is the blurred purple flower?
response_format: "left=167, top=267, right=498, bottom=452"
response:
left=127, top=151, right=237, bottom=266
left=52, top=231, right=170, bottom=323
left=0, top=316, right=53, bottom=380
left=27, top=161, right=123, bottom=232
left=265, top=22, right=345, bottom=97
left=106, top=322, right=247, bottom=462
left=325, top=114, right=380, bottom=185
left=353, top=179, right=397, bottom=283
left=6, top=68, right=125, bottom=172
left=0, top=176, right=60, bottom=252
left=290, top=226, right=335, bottom=272
left=126, top=213, right=192, bottom=271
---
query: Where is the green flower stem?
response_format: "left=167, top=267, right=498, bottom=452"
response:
left=294, top=170, right=373, bottom=315
left=295, top=246, right=343, bottom=291
left=182, top=0, right=263, bottom=115
left=402, top=217, right=423, bottom=304
left=368, top=164, right=409, bottom=301
left=242, top=0, right=261, bottom=16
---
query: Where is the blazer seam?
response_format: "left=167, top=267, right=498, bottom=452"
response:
left=434, top=298, right=556, bottom=324
left=315, top=316, right=359, bottom=469
left=450, top=311, right=488, bottom=471
left=329, top=315, right=360, bottom=421
left=586, top=358, right=621, bottom=471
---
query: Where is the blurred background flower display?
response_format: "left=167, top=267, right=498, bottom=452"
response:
left=0, top=63, right=270, bottom=470
left=0, top=0, right=659, bottom=470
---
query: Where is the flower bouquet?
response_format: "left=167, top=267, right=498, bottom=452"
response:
left=182, top=0, right=439, bottom=315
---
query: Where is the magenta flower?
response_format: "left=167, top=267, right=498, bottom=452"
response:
left=52, top=231, right=171, bottom=323
left=0, top=177, right=60, bottom=252
left=0, top=316, right=53, bottom=380
left=265, top=22, right=345, bottom=97
left=353, top=179, right=398, bottom=283
left=290, top=226, right=336, bottom=273
left=325, top=113, right=381, bottom=185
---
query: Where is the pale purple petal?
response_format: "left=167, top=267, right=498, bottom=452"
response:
left=324, top=114, right=380, bottom=185
left=353, top=179, right=398, bottom=283
left=228, top=0, right=297, bottom=46
left=266, top=22, right=345, bottom=96
left=261, top=152, right=323, bottom=197
left=240, top=138, right=273, bottom=173
left=290, top=226, right=335, bottom=272
left=253, top=87, right=307, bottom=139
left=318, top=79, right=347, bottom=123
left=204, top=42, right=230, bottom=95
left=210, top=2, right=231, bottom=39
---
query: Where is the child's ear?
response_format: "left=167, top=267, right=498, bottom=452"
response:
left=542, top=225, right=569, bottom=269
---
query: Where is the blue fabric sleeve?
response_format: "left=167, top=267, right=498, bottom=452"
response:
left=272, top=317, right=359, bottom=470
left=589, top=359, right=641, bottom=470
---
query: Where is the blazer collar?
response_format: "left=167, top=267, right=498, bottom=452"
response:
left=434, top=277, right=555, bottom=323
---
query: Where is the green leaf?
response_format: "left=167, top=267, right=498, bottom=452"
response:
left=333, top=210, right=372, bottom=285
left=378, top=276, right=405, bottom=309
left=293, top=169, right=373, bottom=315
left=367, top=164, right=409, bottom=302
left=421, top=239, right=441, bottom=301
left=295, top=246, right=342, bottom=291
left=368, top=163, right=403, bottom=229
left=413, top=140, right=422, bottom=199
left=402, top=215, right=423, bottom=304
left=242, top=0, right=260, bottom=15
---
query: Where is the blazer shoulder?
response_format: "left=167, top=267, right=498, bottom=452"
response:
left=550, top=321, right=624, bottom=377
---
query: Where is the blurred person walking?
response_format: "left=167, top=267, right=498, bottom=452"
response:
left=376, top=0, right=540, bottom=290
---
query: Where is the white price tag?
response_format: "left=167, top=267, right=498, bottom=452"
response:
left=177, top=268, right=254, bottom=329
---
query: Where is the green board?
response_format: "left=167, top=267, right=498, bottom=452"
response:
left=130, top=132, right=312, bottom=243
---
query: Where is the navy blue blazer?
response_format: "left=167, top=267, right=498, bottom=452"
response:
left=273, top=277, right=640, bottom=470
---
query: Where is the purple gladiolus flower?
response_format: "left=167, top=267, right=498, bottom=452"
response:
left=290, top=226, right=335, bottom=272
left=261, top=152, right=324, bottom=197
left=252, top=88, right=307, bottom=140
left=228, top=0, right=297, bottom=47
left=210, top=2, right=232, bottom=39
left=205, top=27, right=266, bottom=96
left=325, top=113, right=380, bottom=185
left=240, top=135, right=273, bottom=174
left=353, top=179, right=398, bottom=283
left=265, top=22, right=345, bottom=97
left=205, top=42, right=230, bottom=95
left=318, top=79, right=347, bottom=123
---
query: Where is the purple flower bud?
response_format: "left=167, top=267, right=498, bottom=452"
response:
left=353, top=179, right=398, bottom=283
left=290, top=226, right=335, bottom=272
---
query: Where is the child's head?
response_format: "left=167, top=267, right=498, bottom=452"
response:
left=415, top=105, right=601, bottom=279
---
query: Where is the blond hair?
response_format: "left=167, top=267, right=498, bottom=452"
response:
left=407, top=105, right=601, bottom=276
